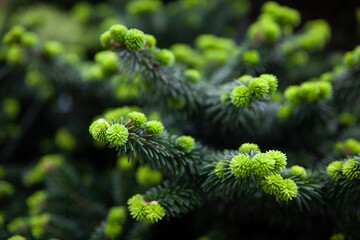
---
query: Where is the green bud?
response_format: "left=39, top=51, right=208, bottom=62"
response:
left=248, top=77, right=270, bottom=99
left=261, top=174, right=284, bottom=195
left=275, top=178, right=298, bottom=201
left=239, top=143, right=260, bottom=154
left=251, top=153, right=275, bottom=177
left=145, top=202, right=165, bottom=223
left=30, top=214, right=50, bottom=239
left=125, top=29, right=146, bottom=51
left=260, top=74, right=278, bottom=94
left=342, top=158, right=360, bottom=180
left=144, top=121, right=164, bottom=136
left=266, top=150, right=287, bottom=172
left=175, top=136, right=195, bottom=152
left=89, top=118, right=110, bottom=142
left=43, top=41, right=64, bottom=57
left=155, top=49, right=175, bottom=66
left=7, top=46, right=22, bottom=65
left=230, top=154, right=252, bottom=178
left=21, top=32, right=38, bottom=48
left=127, top=112, right=147, bottom=127
left=215, top=161, right=227, bottom=179
left=327, top=161, right=343, bottom=180
left=145, top=34, right=157, bottom=48
left=136, top=166, right=162, bottom=186
left=8, top=236, right=26, bottom=240
left=55, top=128, right=76, bottom=151
left=0, top=181, right=15, bottom=197
left=3, top=98, right=20, bottom=119
left=184, top=69, right=201, bottom=83
left=100, top=31, right=112, bottom=48
left=106, top=124, right=129, bottom=146
left=110, top=24, right=128, bottom=44
left=290, top=165, right=307, bottom=179
left=230, top=85, right=251, bottom=108
left=237, top=75, right=253, bottom=84
left=2, top=25, right=25, bottom=45
left=117, top=156, right=135, bottom=170
left=242, top=50, right=260, bottom=65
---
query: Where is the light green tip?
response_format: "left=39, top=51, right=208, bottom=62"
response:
left=89, top=118, right=110, bottom=142
left=144, top=121, right=164, bottom=136
left=260, top=74, right=278, bottom=94
left=276, top=178, right=298, bottom=201
left=145, top=202, right=166, bottom=223
left=342, top=158, right=360, bottom=180
left=243, top=50, right=260, bottom=65
left=266, top=150, right=287, bottom=172
left=327, top=161, right=343, bottom=180
left=125, top=29, right=146, bottom=51
left=215, top=161, right=227, bottom=179
left=230, top=154, right=252, bottom=178
left=175, top=136, right=195, bottom=152
left=251, top=153, right=275, bottom=177
left=7, top=236, right=26, bottom=240
left=184, top=69, right=201, bottom=83
left=261, top=174, right=284, bottom=195
left=145, top=34, right=157, bottom=48
left=155, top=49, right=175, bottom=66
left=230, top=85, right=251, bottom=108
left=109, top=24, right=128, bottom=44
left=100, top=31, right=112, bottom=48
left=105, top=124, right=129, bottom=146
left=248, top=77, right=270, bottom=99
left=290, top=165, right=307, bottom=179
left=136, top=166, right=162, bottom=186
left=127, top=112, right=147, bottom=127
left=239, top=143, right=260, bottom=154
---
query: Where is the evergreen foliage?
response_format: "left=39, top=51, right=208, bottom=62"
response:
left=1, top=0, right=360, bottom=239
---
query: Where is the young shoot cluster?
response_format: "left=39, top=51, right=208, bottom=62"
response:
left=343, top=45, right=360, bottom=67
left=227, top=74, right=278, bottom=108
left=89, top=111, right=165, bottom=148
left=89, top=109, right=165, bottom=152
left=242, top=50, right=260, bottom=66
left=327, top=157, right=360, bottom=181
left=184, top=69, right=201, bottom=83
left=195, top=34, right=238, bottom=64
left=170, top=34, right=238, bottom=70
left=100, top=24, right=175, bottom=66
left=290, top=165, right=307, bottom=179
left=284, top=80, right=332, bottom=105
left=127, top=194, right=165, bottom=223
left=105, top=206, right=127, bottom=239
left=126, top=0, right=163, bottom=15
left=0, top=181, right=15, bottom=198
left=7, top=236, right=26, bottom=240
left=261, top=174, right=298, bottom=201
left=335, top=138, right=360, bottom=156
left=280, top=20, right=331, bottom=55
left=27, top=190, right=47, bottom=215
left=103, top=106, right=141, bottom=123
left=175, top=136, right=196, bottom=152
left=30, top=213, right=50, bottom=239
left=2, top=25, right=39, bottom=65
left=261, top=1, right=300, bottom=27
left=247, top=1, right=300, bottom=45
left=215, top=143, right=298, bottom=201
left=136, top=166, right=163, bottom=186
left=247, top=15, right=281, bottom=44
left=23, top=154, right=65, bottom=186
left=84, top=50, right=119, bottom=81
